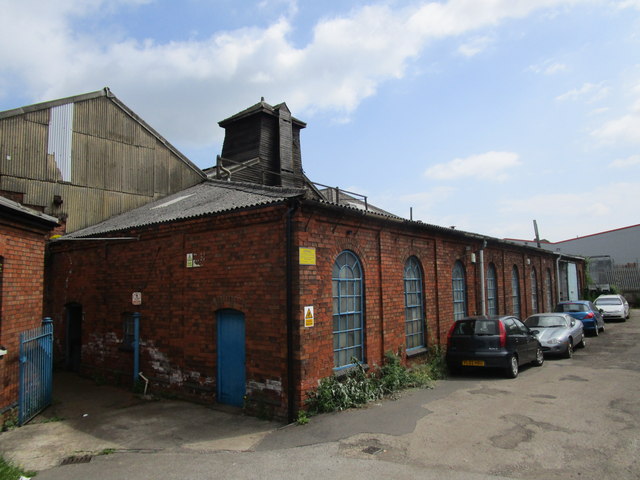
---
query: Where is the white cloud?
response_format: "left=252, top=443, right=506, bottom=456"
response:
left=610, top=155, right=640, bottom=167
left=497, top=181, right=640, bottom=239
left=424, top=151, right=521, bottom=182
left=617, top=0, right=640, bottom=10
left=556, top=82, right=610, bottom=102
left=528, top=60, right=568, bottom=75
left=457, top=35, right=494, bottom=57
left=0, top=0, right=596, bottom=150
left=593, top=114, right=640, bottom=144
left=591, top=85, right=640, bottom=145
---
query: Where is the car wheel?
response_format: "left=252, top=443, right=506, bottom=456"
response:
left=533, top=346, right=544, bottom=366
left=578, top=335, right=586, bottom=349
left=564, top=340, right=574, bottom=359
left=593, top=325, right=599, bottom=337
left=505, top=355, right=519, bottom=378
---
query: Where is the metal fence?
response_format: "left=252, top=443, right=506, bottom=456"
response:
left=18, top=318, right=54, bottom=425
left=588, top=257, right=640, bottom=304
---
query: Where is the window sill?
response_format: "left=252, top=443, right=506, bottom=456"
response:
left=406, top=347, right=428, bottom=358
left=333, top=363, right=369, bottom=378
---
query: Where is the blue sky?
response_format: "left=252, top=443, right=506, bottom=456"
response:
left=1, top=0, right=639, bottom=241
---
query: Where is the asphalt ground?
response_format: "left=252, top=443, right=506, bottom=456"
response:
left=1, top=309, right=639, bottom=480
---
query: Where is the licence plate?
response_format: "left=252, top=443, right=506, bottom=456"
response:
left=462, top=360, right=485, bottom=367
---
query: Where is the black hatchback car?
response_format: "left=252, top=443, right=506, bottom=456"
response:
left=446, top=315, right=544, bottom=378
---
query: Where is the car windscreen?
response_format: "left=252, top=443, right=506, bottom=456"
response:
left=556, top=303, right=589, bottom=313
left=452, top=319, right=497, bottom=335
left=525, top=315, right=567, bottom=328
left=595, top=298, right=622, bottom=305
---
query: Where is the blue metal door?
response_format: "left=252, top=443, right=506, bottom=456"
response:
left=19, top=318, right=54, bottom=425
left=217, top=309, right=246, bottom=407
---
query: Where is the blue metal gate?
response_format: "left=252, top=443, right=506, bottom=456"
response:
left=19, top=317, right=54, bottom=425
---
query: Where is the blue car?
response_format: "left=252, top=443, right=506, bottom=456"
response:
left=554, top=300, right=605, bottom=336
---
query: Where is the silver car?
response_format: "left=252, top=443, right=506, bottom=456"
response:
left=594, top=294, right=630, bottom=321
left=524, top=313, right=585, bottom=358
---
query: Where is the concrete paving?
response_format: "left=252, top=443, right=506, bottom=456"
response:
left=3, top=312, right=639, bottom=480
left=0, top=372, right=499, bottom=480
left=0, top=371, right=280, bottom=472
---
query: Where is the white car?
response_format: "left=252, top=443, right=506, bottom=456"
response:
left=594, top=294, right=630, bottom=321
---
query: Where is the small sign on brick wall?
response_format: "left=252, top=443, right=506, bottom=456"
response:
left=299, top=247, right=316, bottom=265
left=186, top=252, right=205, bottom=268
left=304, top=306, right=314, bottom=327
left=132, top=292, right=142, bottom=305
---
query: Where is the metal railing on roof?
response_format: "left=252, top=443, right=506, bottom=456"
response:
left=312, top=182, right=369, bottom=211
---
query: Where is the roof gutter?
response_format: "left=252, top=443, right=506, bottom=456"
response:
left=49, top=236, right=139, bottom=242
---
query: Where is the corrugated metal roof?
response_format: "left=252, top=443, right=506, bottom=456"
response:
left=63, top=179, right=306, bottom=238
left=0, top=195, right=58, bottom=225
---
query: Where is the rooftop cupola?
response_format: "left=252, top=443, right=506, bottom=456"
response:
left=215, top=99, right=306, bottom=188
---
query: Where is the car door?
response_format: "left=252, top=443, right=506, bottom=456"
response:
left=514, top=317, right=537, bottom=362
left=504, top=318, right=528, bottom=364
left=589, top=301, right=604, bottom=329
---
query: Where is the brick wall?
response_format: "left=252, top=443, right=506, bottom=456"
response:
left=0, top=220, right=49, bottom=421
left=47, top=200, right=569, bottom=420
left=48, top=205, right=292, bottom=418
left=291, top=205, right=561, bottom=408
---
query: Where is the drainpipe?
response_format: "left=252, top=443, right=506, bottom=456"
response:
left=132, top=312, right=140, bottom=387
left=216, top=155, right=232, bottom=181
left=555, top=255, right=562, bottom=302
left=479, top=241, right=487, bottom=315
left=285, top=200, right=299, bottom=423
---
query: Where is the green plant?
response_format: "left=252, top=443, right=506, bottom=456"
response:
left=1, top=412, right=18, bottom=432
left=423, top=345, right=448, bottom=380
left=0, top=455, right=36, bottom=480
left=41, top=415, right=65, bottom=423
left=306, top=359, right=383, bottom=414
left=296, top=410, right=309, bottom=425
left=305, top=350, right=446, bottom=415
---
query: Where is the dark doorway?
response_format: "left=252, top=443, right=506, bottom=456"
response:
left=65, top=303, right=83, bottom=372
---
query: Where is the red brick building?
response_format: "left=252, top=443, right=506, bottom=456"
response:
left=46, top=100, right=580, bottom=421
left=0, top=197, right=57, bottom=422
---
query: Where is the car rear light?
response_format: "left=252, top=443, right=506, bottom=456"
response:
left=446, top=322, right=456, bottom=345
left=583, top=312, right=594, bottom=319
left=498, top=320, right=507, bottom=347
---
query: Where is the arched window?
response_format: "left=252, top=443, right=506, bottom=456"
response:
left=452, top=261, right=467, bottom=320
left=487, top=263, right=498, bottom=315
left=530, top=268, right=539, bottom=314
left=404, top=256, right=425, bottom=350
left=512, top=265, right=521, bottom=318
left=332, top=251, right=364, bottom=369
left=545, top=268, right=553, bottom=312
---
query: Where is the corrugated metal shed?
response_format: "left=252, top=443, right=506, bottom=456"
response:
left=0, top=88, right=207, bottom=233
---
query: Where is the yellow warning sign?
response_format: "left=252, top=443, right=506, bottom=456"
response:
left=299, top=247, right=316, bottom=265
left=304, top=306, right=314, bottom=328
